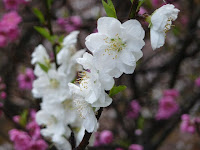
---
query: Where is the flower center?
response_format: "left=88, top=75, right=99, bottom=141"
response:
left=163, top=17, right=173, bottom=34
left=50, top=78, right=59, bottom=88
left=76, top=71, right=90, bottom=90
left=103, top=34, right=126, bottom=59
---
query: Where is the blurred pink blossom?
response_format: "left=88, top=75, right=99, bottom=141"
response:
left=13, top=115, right=20, bottom=123
left=30, top=109, right=36, bottom=120
left=129, top=144, right=143, bottom=150
left=3, top=0, right=20, bottom=10
left=0, top=34, right=7, bottom=47
left=99, top=130, right=113, bottom=145
left=0, top=11, right=22, bottom=47
left=138, top=7, right=147, bottom=15
left=0, top=11, right=22, bottom=31
left=127, top=100, right=141, bottom=119
left=195, top=77, right=200, bottom=87
left=163, top=89, right=179, bottom=99
left=180, top=114, right=200, bottom=134
left=26, top=120, right=41, bottom=140
left=9, top=110, right=48, bottom=150
left=7, top=28, right=20, bottom=41
left=9, top=129, right=31, bottom=150
left=57, top=16, right=82, bottom=32
left=17, top=68, right=35, bottom=90
left=3, top=0, right=29, bottom=10
left=29, top=139, right=48, bottom=150
left=156, top=96, right=179, bottom=120
left=0, top=91, right=7, bottom=99
left=94, top=132, right=101, bottom=146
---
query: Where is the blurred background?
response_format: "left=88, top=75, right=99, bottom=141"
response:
left=0, top=0, right=200, bottom=149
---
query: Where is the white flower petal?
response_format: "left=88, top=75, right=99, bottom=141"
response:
left=85, top=33, right=107, bottom=53
left=150, top=29, right=165, bottom=50
left=97, top=17, right=122, bottom=37
left=122, top=19, right=145, bottom=39
left=120, top=50, right=136, bottom=66
left=63, top=31, right=79, bottom=47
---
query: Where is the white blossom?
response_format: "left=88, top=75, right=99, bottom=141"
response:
left=36, top=109, right=72, bottom=150
left=32, top=69, right=70, bottom=102
left=31, top=44, right=52, bottom=77
left=150, top=4, right=180, bottom=50
left=68, top=83, right=98, bottom=133
left=57, top=31, right=85, bottom=81
left=76, top=52, right=113, bottom=105
left=85, top=17, right=145, bottom=78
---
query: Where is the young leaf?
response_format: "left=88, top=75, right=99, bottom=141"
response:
left=33, top=8, right=45, bottom=24
left=34, top=26, right=55, bottom=43
left=109, top=85, right=127, bottom=97
left=136, top=0, right=146, bottom=12
left=102, top=0, right=117, bottom=18
left=19, top=110, right=28, bottom=127
left=38, top=62, right=49, bottom=72
left=137, top=116, right=145, bottom=129
left=107, top=0, right=115, bottom=10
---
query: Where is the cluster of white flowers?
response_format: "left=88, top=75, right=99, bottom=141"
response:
left=31, top=4, right=179, bottom=150
left=32, top=31, right=86, bottom=150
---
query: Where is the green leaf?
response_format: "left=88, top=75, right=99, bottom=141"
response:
left=130, top=0, right=133, bottom=3
left=34, top=26, right=55, bottom=43
left=19, top=110, right=28, bottom=127
left=58, top=35, right=65, bottom=43
left=137, top=116, right=145, bottom=129
left=109, top=85, right=127, bottom=97
left=107, top=0, right=115, bottom=10
left=33, top=8, right=45, bottom=24
left=102, top=0, right=117, bottom=18
left=136, top=0, right=146, bottom=12
left=38, top=62, right=49, bottom=72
